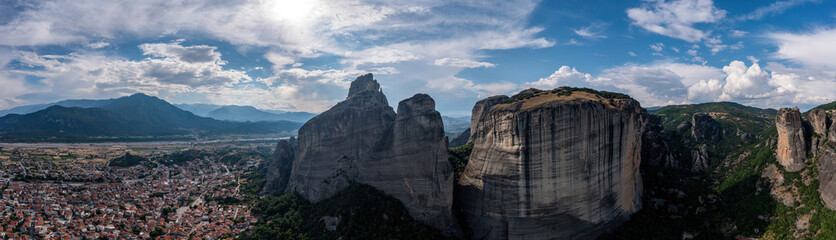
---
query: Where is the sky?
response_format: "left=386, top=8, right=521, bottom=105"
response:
left=0, top=0, right=835, bottom=115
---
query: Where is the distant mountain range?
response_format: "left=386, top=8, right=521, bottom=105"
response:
left=204, top=105, right=316, bottom=123
left=0, top=99, right=317, bottom=124
left=0, top=94, right=302, bottom=142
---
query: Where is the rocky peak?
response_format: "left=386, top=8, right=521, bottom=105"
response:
left=347, top=73, right=381, bottom=99
left=397, top=93, right=435, bottom=116
left=285, top=74, right=458, bottom=236
left=776, top=107, right=807, bottom=172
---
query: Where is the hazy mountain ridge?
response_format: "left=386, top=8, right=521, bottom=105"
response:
left=0, top=93, right=302, bottom=141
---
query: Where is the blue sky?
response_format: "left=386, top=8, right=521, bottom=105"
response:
left=0, top=0, right=835, bottom=115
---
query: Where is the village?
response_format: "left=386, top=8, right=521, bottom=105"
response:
left=0, top=141, right=274, bottom=239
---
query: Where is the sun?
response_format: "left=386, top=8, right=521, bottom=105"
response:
left=264, top=0, right=319, bottom=24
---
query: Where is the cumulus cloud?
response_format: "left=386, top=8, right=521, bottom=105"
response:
left=718, top=61, right=770, bottom=100
left=522, top=66, right=593, bottom=89
left=770, top=27, right=836, bottom=69
left=519, top=60, right=834, bottom=109
left=4, top=42, right=250, bottom=105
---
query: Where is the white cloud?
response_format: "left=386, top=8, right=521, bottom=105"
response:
left=87, top=41, right=110, bottom=49
left=737, top=0, right=818, bottom=21
left=650, top=43, right=664, bottom=52
left=522, top=66, right=593, bottom=89
left=574, top=23, right=608, bottom=39
left=518, top=61, right=835, bottom=109
left=626, top=0, right=726, bottom=42
left=628, top=51, right=637, bottom=56
left=729, top=30, right=748, bottom=37
left=433, top=58, right=495, bottom=68
left=770, top=27, right=836, bottom=69
left=719, top=61, right=770, bottom=100
left=4, top=42, right=251, bottom=107
left=687, top=79, right=723, bottom=101
left=0, top=0, right=554, bottom=112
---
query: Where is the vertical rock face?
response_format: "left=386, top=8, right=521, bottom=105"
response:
left=285, top=74, right=458, bottom=235
left=263, top=137, right=297, bottom=195
left=776, top=108, right=807, bottom=172
left=813, top=109, right=836, bottom=210
left=691, top=145, right=709, bottom=172
left=692, top=113, right=722, bottom=142
left=818, top=147, right=836, bottom=209
left=458, top=90, right=644, bottom=240
left=809, top=109, right=829, bottom=137
left=469, top=95, right=510, bottom=143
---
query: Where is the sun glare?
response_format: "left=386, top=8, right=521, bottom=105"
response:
left=264, top=0, right=318, bottom=24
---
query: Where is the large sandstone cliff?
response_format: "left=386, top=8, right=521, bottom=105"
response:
left=284, top=74, right=458, bottom=235
left=457, top=89, right=644, bottom=240
left=776, top=107, right=807, bottom=172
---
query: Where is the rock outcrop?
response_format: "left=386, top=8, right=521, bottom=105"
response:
left=776, top=108, right=807, bottom=172
left=692, top=113, right=722, bottom=142
left=811, top=109, right=836, bottom=210
left=262, top=137, right=297, bottom=195
left=691, top=144, right=709, bottom=172
left=457, top=89, right=644, bottom=240
left=809, top=109, right=829, bottom=137
left=642, top=115, right=676, bottom=168
left=818, top=147, right=836, bottom=209
left=468, top=95, right=510, bottom=143
left=285, top=74, right=458, bottom=235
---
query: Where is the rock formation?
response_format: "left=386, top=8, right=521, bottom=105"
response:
left=809, top=108, right=829, bottom=137
left=262, top=137, right=297, bottom=195
left=691, top=145, right=709, bottom=172
left=642, top=115, right=676, bottom=168
left=818, top=147, right=836, bottom=209
left=468, top=95, right=509, bottom=143
left=457, top=89, right=644, bottom=240
left=776, top=107, right=807, bottom=172
left=692, top=113, right=722, bottom=142
left=285, top=74, right=458, bottom=235
left=811, top=109, right=836, bottom=210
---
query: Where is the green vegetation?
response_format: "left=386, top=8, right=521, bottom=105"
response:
left=549, top=86, right=632, bottom=99
left=239, top=183, right=448, bottom=240
left=654, top=102, right=776, bottom=133
left=448, top=142, right=473, bottom=177
left=159, top=149, right=208, bottom=166
left=108, top=152, right=147, bottom=167
left=813, top=101, right=836, bottom=111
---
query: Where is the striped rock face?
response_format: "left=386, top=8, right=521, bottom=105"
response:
left=457, top=90, right=645, bottom=240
